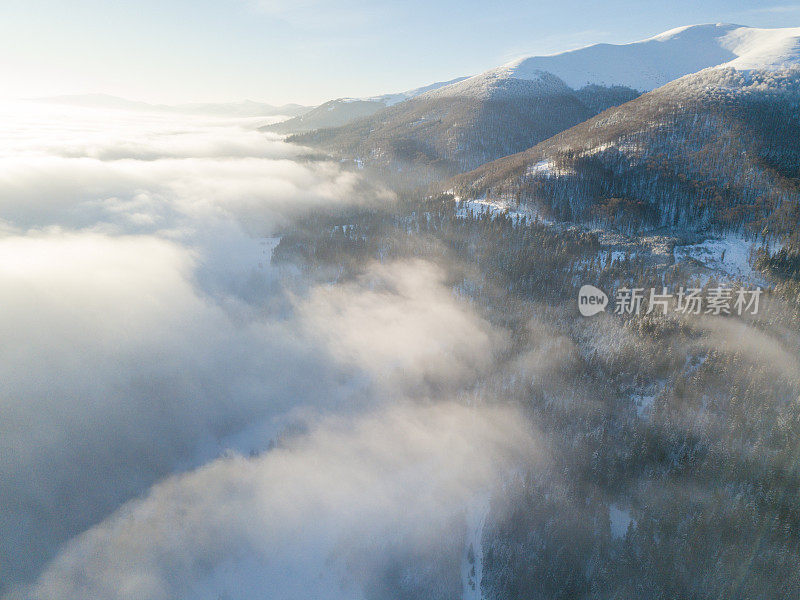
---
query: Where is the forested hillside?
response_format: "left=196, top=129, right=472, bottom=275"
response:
left=449, top=67, right=800, bottom=243
left=270, top=184, right=800, bottom=599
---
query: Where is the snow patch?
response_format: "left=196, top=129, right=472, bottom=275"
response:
left=526, top=158, right=574, bottom=178
left=597, top=250, right=631, bottom=269
left=526, top=159, right=556, bottom=177
left=609, top=504, right=634, bottom=539
left=673, top=233, right=773, bottom=284
left=455, top=197, right=552, bottom=225
left=462, top=493, right=490, bottom=600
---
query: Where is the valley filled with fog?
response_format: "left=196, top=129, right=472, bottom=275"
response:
left=0, top=103, right=539, bottom=599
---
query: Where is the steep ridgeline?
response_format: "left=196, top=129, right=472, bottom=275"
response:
left=286, top=24, right=800, bottom=187
left=448, top=65, right=800, bottom=242
left=262, top=78, right=467, bottom=134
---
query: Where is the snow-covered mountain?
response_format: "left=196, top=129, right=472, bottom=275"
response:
left=286, top=24, right=800, bottom=188
left=455, top=23, right=800, bottom=95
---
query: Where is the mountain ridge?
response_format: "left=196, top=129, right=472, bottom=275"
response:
left=429, top=23, right=800, bottom=98
left=285, top=23, right=800, bottom=189
left=262, top=77, right=468, bottom=134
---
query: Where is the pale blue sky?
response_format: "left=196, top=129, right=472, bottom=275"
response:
left=1, top=0, right=798, bottom=104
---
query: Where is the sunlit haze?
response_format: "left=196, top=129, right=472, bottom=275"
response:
left=1, top=0, right=797, bottom=104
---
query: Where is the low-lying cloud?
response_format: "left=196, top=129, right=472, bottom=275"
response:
left=0, top=103, right=384, bottom=237
left=0, top=101, right=527, bottom=595
left=10, top=402, right=537, bottom=600
left=298, top=260, right=508, bottom=393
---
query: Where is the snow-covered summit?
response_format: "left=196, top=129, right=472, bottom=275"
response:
left=435, top=24, right=800, bottom=95
left=423, top=69, right=575, bottom=100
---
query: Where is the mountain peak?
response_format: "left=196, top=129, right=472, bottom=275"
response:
left=645, top=22, right=743, bottom=42
left=423, top=69, right=574, bottom=100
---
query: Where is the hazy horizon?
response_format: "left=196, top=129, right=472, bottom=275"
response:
left=2, top=0, right=799, bottom=105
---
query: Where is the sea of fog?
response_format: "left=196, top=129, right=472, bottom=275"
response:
left=0, top=102, right=536, bottom=599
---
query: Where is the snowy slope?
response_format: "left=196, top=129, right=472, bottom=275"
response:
left=434, top=24, right=800, bottom=96
left=720, top=26, right=800, bottom=70
left=461, top=494, right=490, bottom=600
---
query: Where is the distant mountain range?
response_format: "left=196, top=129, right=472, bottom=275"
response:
left=32, top=93, right=311, bottom=118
